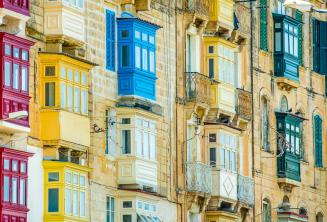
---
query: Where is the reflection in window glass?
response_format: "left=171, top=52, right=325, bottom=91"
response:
left=13, top=64, right=19, bottom=89
left=142, top=49, right=148, bottom=71
left=22, top=50, right=28, bottom=61
left=122, top=46, right=129, bottom=67
left=48, top=172, right=59, bottom=182
left=5, top=44, right=11, bottom=56
left=5, top=61, right=11, bottom=86
left=13, top=47, right=19, bottom=58
left=149, top=51, right=155, bottom=72
left=19, top=179, right=26, bottom=205
left=12, top=160, right=18, bottom=172
left=65, top=188, right=71, bottom=214
left=48, top=188, right=59, bottom=212
left=135, top=46, right=141, bottom=68
left=12, top=177, right=18, bottom=204
left=4, top=159, right=10, bottom=170
left=3, top=176, right=9, bottom=202
left=22, top=66, right=28, bottom=91
left=61, top=82, right=66, bottom=108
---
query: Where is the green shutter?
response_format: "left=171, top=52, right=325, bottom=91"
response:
left=260, top=0, right=268, bottom=51
left=314, top=115, right=323, bottom=167
left=312, top=18, right=319, bottom=72
left=295, top=10, right=303, bottom=66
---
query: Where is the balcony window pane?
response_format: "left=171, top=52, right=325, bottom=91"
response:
left=48, top=188, right=59, bottom=212
left=65, top=188, right=71, bottom=214
left=123, top=215, right=132, bottom=222
left=136, top=129, right=142, bottom=156
left=81, top=73, right=87, bottom=85
left=48, top=172, right=59, bottom=182
left=150, top=51, right=155, bottom=73
left=22, top=66, right=28, bottom=91
left=45, top=82, right=55, bottom=106
left=74, top=87, right=80, bottom=113
left=142, top=48, right=148, bottom=71
left=60, top=82, right=66, bottom=108
left=82, top=90, right=87, bottom=114
left=68, top=85, right=73, bottom=111
left=73, top=190, right=78, bottom=215
left=121, top=30, right=129, bottom=38
left=13, top=47, right=19, bottom=58
left=275, top=32, right=281, bottom=51
left=210, top=147, right=216, bottom=166
left=289, top=34, right=294, bottom=55
left=80, top=175, right=86, bottom=186
left=150, top=134, right=156, bottom=160
left=230, top=61, right=234, bottom=85
left=4, top=159, right=9, bottom=170
left=149, top=36, right=155, bottom=44
left=209, top=58, right=214, bottom=79
left=77, top=0, right=83, bottom=8
left=61, top=67, right=66, bottom=79
left=294, top=36, right=298, bottom=57
left=122, top=130, right=131, bottom=154
left=80, top=191, right=86, bottom=216
left=5, top=61, right=11, bottom=86
left=220, top=148, right=225, bottom=168
left=65, top=172, right=71, bottom=183
left=12, top=160, right=18, bottom=172
left=135, top=46, right=141, bottom=68
left=142, top=33, right=148, bottom=42
left=3, top=176, right=9, bottom=202
left=135, top=31, right=141, bottom=39
left=284, top=32, right=289, bottom=53
left=73, top=174, right=78, bottom=185
left=13, top=64, right=19, bottom=89
left=12, top=177, right=18, bottom=204
left=19, top=179, right=26, bottom=205
left=74, top=71, right=80, bottom=83
left=231, top=151, right=236, bottom=172
left=143, top=132, right=149, bottom=158
left=68, top=69, right=73, bottom=81
left=22, top=50, right=28, bottom=61
left=45, top=66, right=55, bottom=76
left=122, top=46, right=130, bottom=67
left=5, top=44, right=11, bottom=56
left=225, top=150, right=230, bottom=170
left=219, top=58, right=224, bottom=81
left=123, top=201, right=132, bottom=208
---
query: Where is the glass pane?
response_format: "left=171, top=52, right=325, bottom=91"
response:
left=68, top=69, right=73, bottom=81
left=225, top=150, right=230, bottom=170
left=122, top=130, right=131, bottom=154
left=80, top=175, right=86, bottom=186
left=12, top=177, right=18, bottom=204
left=294, top=36, right=298, bottom=57
left=275, top=32, right=281, bottom=51
left=290, top=34, right=294, bottom=55
left=149, top=51, right=155, bottom=73
left=61, top=67, right=66, bottom=78
left=5, top=61, right=11, bottom=86
left=142, top=33, right=148, bottom=42
left=73, top=190, right=78, bottom=215
left=209, top=58, right=214, bottom=79
left=142, top=48, right=148, bottom=71
left=209, top=46, right=214, bottom=53
left=82, top=90, right=87, bottom=114
left=13, top=64, right=19, bottom=89
left=65, top=172, right=71, bottom=183
left=80, top=191, right=86, bottom=216
left=122, top=46, right=130, bottom=67
left=81, top=73, right=87, bottom=85
left=60, top=82, right=66, bottom=108
left=136, top=130, right=142, bottom=156
left=74, top=71, right=80, bottom=83
left=77, top=0, right=83, bottom=8
left=135, top=46, right=141, bottom=68
left=20, top=162, right=26, bottom=173
left=48, top=172, right=59, bottom=182
left=220, top=148, right=225, bottom=168
left=123, top=215, right=132, bottom=222
left=13, top=47, right=19, bottom=58
left=65, top=188, right=71, bottom=214
left=143, top=132, right=149, bottom=158
left=73, top=174, right=78, bottom=185
left=135, top=31, right=140, bottom=39
left=19, top=179, right=26, bottom=205
left=121, top=30, right=129, bottom=38
left=68, top=85, right=73, bottom=111
left=22, top=50, right=28, bottom=61
left=12, top=160, right=18, bottom=171
left=5, top=44, right=11, bottom=56
left=4, top=159, right=10, bottom=170
left=150, top=134, right=156, bottom=160
left=149, top=36, right=155, bottom=44
left=123, top=201, right=132, bottom=208
left=74, top=87, right=80, bottom=113
left=21, top=66, right=28, bottom=91
left=45, top=82, right=55, bottom=106
left=3, top=176, right=9, bottom=202
left=45, top=66, right=55, bottom=76
left=284, top=32, right=289, bottom=53
left=210, top=147, right=216, bottom=166
left=231, top=151, right=236, bottom=172
left=48, top=188, right=59, bottom=212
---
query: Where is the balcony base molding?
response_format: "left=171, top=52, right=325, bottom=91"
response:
left=207, top=196, right=238, bottom=212
left=0, top=8, right=29, bottom=35
left=186, top=194, right=211, bottom=213
left=205, top=22, right=233, bottom=39
left=275, top=77, right=300, bottom=92
left=277, top=178, right=301, bottom=193
left=45, top=35, right=85, bottom=57
left=117, top=96, right=163, bottom=116
left=0, top=120, right=30, bottom=134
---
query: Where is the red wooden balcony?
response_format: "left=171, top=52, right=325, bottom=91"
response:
left=0, top=33, right=33, bottom=130
left=0, top=0, right=29, bottom=17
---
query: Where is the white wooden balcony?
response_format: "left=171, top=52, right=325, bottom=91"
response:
left=211, top=169, right=237, bottom=201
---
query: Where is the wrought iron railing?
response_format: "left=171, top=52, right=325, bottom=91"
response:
left=184, top=0, right=210, bottom=17
left=186, top=161, right=212, bottom=194
left=186, top=72, right=211, bottom=105
left=236, top=88, right=252, bottom=120
left=237, top=175, right=254, bottom=206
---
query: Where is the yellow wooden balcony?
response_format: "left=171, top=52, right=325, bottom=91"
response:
left=208, top=0, right=234, bottom=34
left=210, top=83, right=236, bottom=117
left=43, top=161, right=90, bottom=222
left=38, top=53, right=95, bottom=150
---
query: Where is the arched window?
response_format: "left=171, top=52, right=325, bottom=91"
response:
left=316, top=212, right=323, bottom=222
left=261, top=96, right=270, bottom=151
left=280, top=96, right=288, bottom=112
left=314, top=115, right=323, bottom=167
left=263, top=199, right=272, bottom=222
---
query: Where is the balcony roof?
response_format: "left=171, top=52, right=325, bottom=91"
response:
left=39, top=52, right=98, bottom=67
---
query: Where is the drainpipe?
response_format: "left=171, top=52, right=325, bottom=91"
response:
left=250, top=1, right=256, bottom=221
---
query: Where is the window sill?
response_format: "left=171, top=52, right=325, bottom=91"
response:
left=315, top=166, right=326, bottom=171
left=300, top=159, right=309, bottom=165
left=261, top=148, right=274, bottom=155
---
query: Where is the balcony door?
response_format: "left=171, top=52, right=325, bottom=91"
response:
left=187, top=122, right=200, bottom=163
left=186, top=31, right=200, bottom=73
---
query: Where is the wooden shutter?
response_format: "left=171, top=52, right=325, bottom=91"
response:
left=106, top=10, right=116, bottom=71
left=314, top=115, right=323, bottom=167
left=295, top=10, right=303, bottom=65
left=319, top=21, right=327, bottom=75
left=312, top=18, right=319, bottom=72
left=260, top=0, right=268, bottom=51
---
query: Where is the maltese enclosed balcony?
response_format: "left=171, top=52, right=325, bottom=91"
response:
left=207, top=0, right=234, bottom=34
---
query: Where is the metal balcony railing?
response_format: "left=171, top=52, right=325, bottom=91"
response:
left=237, top=175, right=254, bottom=206
left=236, top=88, right=252, bottom=120
left=186, top=72, right=211, bottom=105
left=184, top=0, right=210, bottom=17
left=186, top=161, right=212, bottom=194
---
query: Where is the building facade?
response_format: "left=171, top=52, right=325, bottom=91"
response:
left=0, top=0, right=325, bottom=221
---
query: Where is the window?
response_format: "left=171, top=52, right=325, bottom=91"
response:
left=135, top=118, right=156, bottom=160
left=20, top=162, right=26, bottom=173
left=63, top=0, right=84, bottom=9
left=123, top=201, right=132, bottom=208
left=73, top=190, right=78, bottom=215
left=80, top=191, right=86, bottom=216
left=316, top=212, right=323, bottom=222
left=22, top=66, right=28, bottom=91
left=260, top=0, right=268, bottom=51
left=48, top=188, right=59, bottom=212
left=314, top=115, right=323, bottom=167
left=209, top=148, right=216, bottom=167
left=121, top=130, right=131, bottom=154
left=45, top=66, right=55, bottom=76
left=123, top=215, right=132, bottom=222
left=219, top=132, right=237, bottom=172
left=262, top=199, right=271, bottom=222
left=283, top=22, right=299, bottom=57
left=209, top=133, right=217, bottom=142
left=19, top=179, right=26, bottom=205
left=106, top=10, right=116, bottom=70
left=218, top=45, right=235, bottom=85
left=4, top=159, right=10, bottom=170
left=261, top=96, right=270, bottom=151
left=65, top=188, right=72, bottom=214
left=48, top=172, right=59, bottom=182
left=3, top=175, right=9, bottom=202
left=45, top=82, right=55, bottom=106
left=284, top=120, right=302, bottom=155
left=106, top=196, right=115, bottom=222
left=280, top=96, right=288, bottom=112
left=208, top=58, right=214, bottom=79
left=122, top=45, right=130, bottom=67
left=4, top=61, right=11, bottom=86
left=313, top=19, right=327, bottom=75
left=277, top=0, right=285, bottom=14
